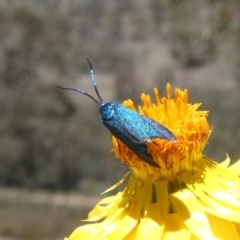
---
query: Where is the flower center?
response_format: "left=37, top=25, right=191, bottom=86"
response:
left=112, top=83, right=210, bottom=182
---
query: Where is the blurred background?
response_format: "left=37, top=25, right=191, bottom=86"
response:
left=0, top=0, right=240, bottom=239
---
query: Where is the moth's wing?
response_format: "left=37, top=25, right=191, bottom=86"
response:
left=114, top=105, right=176, bottom=142
left=103, top=105, right=162, bottom=167
left=111, top=121, right=160, bottom=168
left=142, top=118, right=177, bottom=142
left=127, top=140, right=160, bottom=168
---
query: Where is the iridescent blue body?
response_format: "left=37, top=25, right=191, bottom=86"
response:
left=100, top=102, right=176, bottom=168
left=54, top=59, right=176, bottom=168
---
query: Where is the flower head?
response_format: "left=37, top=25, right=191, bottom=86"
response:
left=112, top=83, right=210, bottom=183
left=65, top=84, right=240, bottom=240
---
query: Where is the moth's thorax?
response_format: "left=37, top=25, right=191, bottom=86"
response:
left=99, top=102, right=116, bottom=122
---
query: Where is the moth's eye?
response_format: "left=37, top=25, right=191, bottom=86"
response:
left=100, top=103, right=115, bottom=121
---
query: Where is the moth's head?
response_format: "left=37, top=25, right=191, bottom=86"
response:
left=99, top=102, right=115, bottom=121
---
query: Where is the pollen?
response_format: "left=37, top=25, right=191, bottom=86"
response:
left=112, top=83, right=210, bottom=181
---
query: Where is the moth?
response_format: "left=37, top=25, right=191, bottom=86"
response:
left=54, top=59, right=176, bottom=167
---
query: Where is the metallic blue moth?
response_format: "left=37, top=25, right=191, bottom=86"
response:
left=54, top=59, right=176, bottom=168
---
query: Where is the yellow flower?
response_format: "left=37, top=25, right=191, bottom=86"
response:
left=65, top=83, right=240, bottom=240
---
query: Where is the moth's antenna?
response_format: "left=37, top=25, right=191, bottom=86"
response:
left=86, top=58, right=103, bottom=102
left=53, top=85, right=99, bottom=104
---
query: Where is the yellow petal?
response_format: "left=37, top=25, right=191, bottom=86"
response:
left=162, top=213, right=195, bottom=240
left=105, top=195, right=144, bottom=239
left=125, top=181, right=169, bottom=240
left=219, top=154, right=230, bottom=168
left=206, top=213, right=240, bottom=240
left=170, top=189, right=214, bottom=240
left=200, top=199, right=240, bottom=223
left=101, top=172, right=131, bottom=194
left=197, top=169, right=240, bottom=212
left=86, top=193, right=122, bottom=221
left=229, top=159, right=240, bottom=176
left=183, top=177, right=240, bottom=223
left=95, top=208, right=129, bottom=239
left=68, top=224, right=103, bottom=240
left=219, top=178, right=240, bottom=199
left=96, top=178, right=152, bottom=239
left=203, top=158, right=240, bottom=183
left=180, top=159, right=240, bottom=222
left=234, top=222, right=240, bottom=235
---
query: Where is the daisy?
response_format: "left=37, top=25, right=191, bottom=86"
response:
left=65, top=83, right=240, bottom=240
